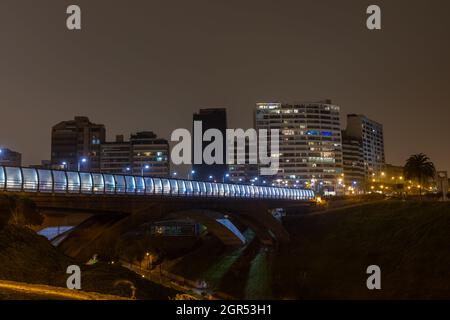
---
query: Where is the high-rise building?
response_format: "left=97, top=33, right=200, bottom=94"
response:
left=341, top=131, right=365, bottom=192
left=0, top=148, right=22, bottom=167
left=51, top=116, right=105, bottom=171
left=255, top=100, right=343, bottom=195
left=192, top=108, right=228, bottom=181
left=345, top=114, right=385, bottom=177
left=100, top=132, right=170, bottom=177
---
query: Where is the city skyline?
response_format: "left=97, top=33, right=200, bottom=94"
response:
left=0, top=101, right=445, bottom=174
left=1, top=1, right=449, bottom=173
left=1, top=0, right=450, bottom=304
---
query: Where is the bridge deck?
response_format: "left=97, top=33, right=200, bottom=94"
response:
left=0, top=166, right=315, bottom=201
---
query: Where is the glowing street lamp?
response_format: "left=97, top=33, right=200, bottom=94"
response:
left=141, top=164, right=150, bottom=176
left=78, top=157, right=88, bottom=171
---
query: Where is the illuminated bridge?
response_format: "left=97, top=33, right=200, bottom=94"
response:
left=0, top=166, right=316, bottom=247
left=0, top=166, right=314, bottom=200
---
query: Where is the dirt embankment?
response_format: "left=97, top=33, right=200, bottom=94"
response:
left=0, top=224, right=178, bottom=299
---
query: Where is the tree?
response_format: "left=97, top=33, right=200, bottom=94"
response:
left=404, top=153, right=436, bottom=197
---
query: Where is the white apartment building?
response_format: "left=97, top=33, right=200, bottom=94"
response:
left=255, top=100, right=343, bottom=195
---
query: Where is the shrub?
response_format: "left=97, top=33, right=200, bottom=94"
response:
left=0, top=194, right=43, bottom=229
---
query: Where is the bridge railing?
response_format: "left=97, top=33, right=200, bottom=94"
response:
left=0, top=166, right=315, bottom=201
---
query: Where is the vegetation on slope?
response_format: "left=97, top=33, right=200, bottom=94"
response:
left=273, top=201, right=450, bottom=299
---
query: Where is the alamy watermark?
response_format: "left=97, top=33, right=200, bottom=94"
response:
left=366, top=265, right=381, bottom=290
left=66, top=265, right=81, bottom=290
left=171, top=121, right=280, bottom=176
left=66, top=5, right=82, bottom=30
left=366, top=5, right=382, bottom=30
left=66, top=5, right=382, bottom=32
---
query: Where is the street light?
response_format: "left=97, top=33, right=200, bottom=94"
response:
left=78, top=157, right=88, bottom=171
left=61, top=161, right=68, bottom=170
left=188, top=170, right=196, bottom=180
left=141, top=164, right=150, bottom=176
left=172, top=172, right=178, bottom=177
left=223, top=173, right=230, bottom=183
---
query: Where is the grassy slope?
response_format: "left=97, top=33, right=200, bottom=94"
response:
left=273, top=201, right=450, bottom=299
left=0, top=225, right=178, bottom=299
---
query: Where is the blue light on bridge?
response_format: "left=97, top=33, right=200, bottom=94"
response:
left=0, top=165, right=315, bottom=201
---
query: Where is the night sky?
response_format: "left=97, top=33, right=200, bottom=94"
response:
left=1, top=1, right=449, bottom=172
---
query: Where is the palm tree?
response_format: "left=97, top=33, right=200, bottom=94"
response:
left=404, top=153, right=436, bottom=197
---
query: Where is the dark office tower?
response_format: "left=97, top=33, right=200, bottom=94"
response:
left=51, top=116, right=106, bottom=171
left=130, top=131, right=170, bottom=177
left=345, top=114, right=385, bottom=177
left=192, top=108, right=228, bottom=181
left=0, top=148, right=22, bottom=167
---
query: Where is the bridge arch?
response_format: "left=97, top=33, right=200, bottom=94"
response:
left=167, top=210, right=246, bottom=246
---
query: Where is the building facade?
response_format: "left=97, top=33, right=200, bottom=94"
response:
left=255, top=100, right=343, bottom=195
left=51, top=116, right=105, bottom=171
left=341, top=131, right=365, bottom=193
left=345, top=114, right=385, bottom=178
left=130, top=131, right=170, bottom=177
left=367, top=163, right=405, bottom=194
left=100, top=132, right=170, bottom=177
left=29, top=160, right=52, bottom=170
left=0, top=148, right=22, bottom=167
left=192, top=108, right=228, bottom=181
left=100, top=135, right=131, bottom=174
left=228, top=139, right=259, bottom=183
